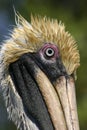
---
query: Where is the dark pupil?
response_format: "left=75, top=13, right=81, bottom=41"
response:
left=48, top=49, right=53, bottom=54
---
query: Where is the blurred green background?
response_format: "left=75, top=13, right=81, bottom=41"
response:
left=0, top=0, right=87, bottom=130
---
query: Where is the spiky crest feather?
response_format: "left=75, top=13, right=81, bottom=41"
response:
left=0, top=14, right=80, bottom=75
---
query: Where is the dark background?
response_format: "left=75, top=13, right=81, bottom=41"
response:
left=0, top=0, right=87, bottom=130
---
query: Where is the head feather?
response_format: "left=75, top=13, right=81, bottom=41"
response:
left=0, top=14, right=80, bottom=75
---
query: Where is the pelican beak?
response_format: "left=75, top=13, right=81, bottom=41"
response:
left=35, top=69, right=80, bottom=130
left=9, top=53, right=80, bottom=130
left=54, top=76, right=80, bottom=130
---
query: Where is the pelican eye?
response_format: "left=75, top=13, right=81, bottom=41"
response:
left=45, top=48, right=55, bottom=57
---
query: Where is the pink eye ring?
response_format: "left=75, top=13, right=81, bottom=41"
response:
left=39, top=43, right=59, bottom=60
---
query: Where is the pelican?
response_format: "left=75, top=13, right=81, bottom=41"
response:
left=0, top=14, right=80, bottom=130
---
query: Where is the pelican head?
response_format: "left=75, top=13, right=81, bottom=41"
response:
left=0, top=14, right=80, bottom=130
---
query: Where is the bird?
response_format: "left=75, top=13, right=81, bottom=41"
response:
left=0, top=14, right=80, bottom=130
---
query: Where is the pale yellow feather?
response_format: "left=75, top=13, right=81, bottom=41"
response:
left=1, top=14, right=80, bottom=75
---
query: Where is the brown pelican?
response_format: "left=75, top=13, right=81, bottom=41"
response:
left=0, top=14, right=80, bottom=130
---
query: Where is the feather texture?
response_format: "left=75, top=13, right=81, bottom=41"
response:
left=0, top=14, right=80, bottom=130
left=0, top=14, right=80, bottom=75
